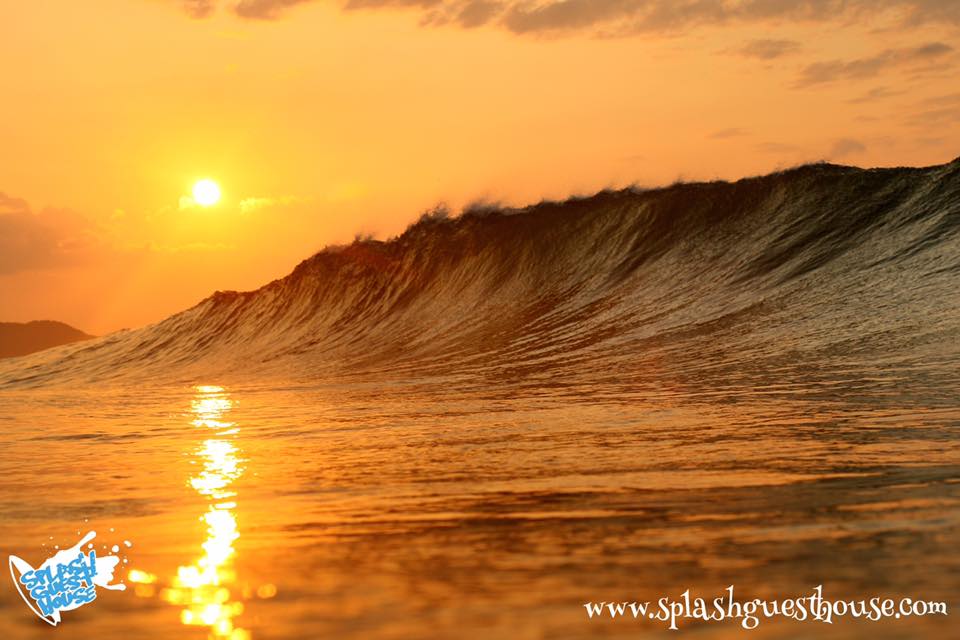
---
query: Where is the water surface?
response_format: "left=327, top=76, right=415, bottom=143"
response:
left=1, top=378, right=957, bottom=639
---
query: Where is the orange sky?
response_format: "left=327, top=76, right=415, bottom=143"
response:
left=1, top=0, right=958, bottom=334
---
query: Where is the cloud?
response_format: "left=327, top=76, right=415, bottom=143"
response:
left=239, top=196, right=275, bottom=213
left=920, top=92, right=960, bottom=106
left=234, top=0, right=313, bottom=19
left=733, top=38, right=801, bottom=59
left=179, top=0, right=217, bottom=18
left=709, top=127, right=748, bottom=139
left=453, top=0, right=502, bottom=28
left=905, top=105, right=960, bottom=127
left=846, top=86, right=904, bottom=104
left=797, top=42, right=954, bottom=86
left=0, top=193, right=103, bottom=275
left=755, top=141, right=802, bottom=154
left=903, top=92, right=960, bottom=126
left=171, top=1, right=960, bottom=36
left=829, top=138, right=867, bottom=158
left=238, top=195, right=301, bottom=213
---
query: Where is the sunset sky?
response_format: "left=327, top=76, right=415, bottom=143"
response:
left=2, top=0, right=958, bottom=334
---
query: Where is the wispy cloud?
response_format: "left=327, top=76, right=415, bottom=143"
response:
left=829, top=138, right=867, bottom=159
left=905, top=105, right=960, bottom=127
left=709, top=128, right=748, bottom=139
left=797, top=42, right=954, bottom=87
left=732, top=39, right=801, bottom=60
left=0, top=193, right=103, bottom=275
left=234, top=0, right=312, bottom=20
left=920, top=92, right=960, bottom=106
left=846, top=86, right=904, bottom=104
left=179, top=0, right=217, bottom=18
left=173, top=1, right=960, bottom=35
left=453, top=0, right=502, bottom=28
left=238, top=195, right=301, bottom=213
left=755, top=141, right=802, bottom=154
left=239, top=196, right=274, bottom=213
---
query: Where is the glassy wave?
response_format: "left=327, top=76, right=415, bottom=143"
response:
left=3, top=158, right=958, bottom=393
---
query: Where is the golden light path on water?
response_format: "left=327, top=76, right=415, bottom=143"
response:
left=128, top=385, right=275, bottom=640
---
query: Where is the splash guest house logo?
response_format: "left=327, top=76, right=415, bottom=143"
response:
left=9, top=531, right=127, bottom=625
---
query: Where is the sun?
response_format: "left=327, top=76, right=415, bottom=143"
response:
left=192, top=179, right=221, bottom=207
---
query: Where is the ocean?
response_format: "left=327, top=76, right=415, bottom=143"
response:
left=1, top=159, right=958, bottom=638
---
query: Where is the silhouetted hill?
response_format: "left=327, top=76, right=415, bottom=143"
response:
left=0, top=321, right=94, bottom=359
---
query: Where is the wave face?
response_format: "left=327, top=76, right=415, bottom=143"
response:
left=3, top=159, right=960, bottom=391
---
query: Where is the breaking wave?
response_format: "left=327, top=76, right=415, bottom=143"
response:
left=3, top=158, right=960, bottom=394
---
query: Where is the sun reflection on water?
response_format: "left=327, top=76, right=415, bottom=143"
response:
left=130, top=385, right=254, bottom=640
